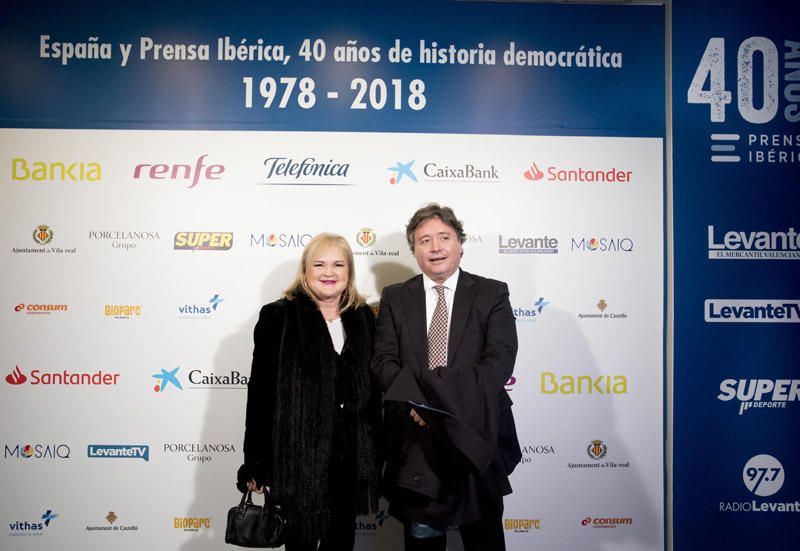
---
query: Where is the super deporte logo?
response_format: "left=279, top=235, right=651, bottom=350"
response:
left=717, top=379, right=799, bottom=415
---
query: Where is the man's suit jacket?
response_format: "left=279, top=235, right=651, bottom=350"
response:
left=371, top=270, right=521, bottom=524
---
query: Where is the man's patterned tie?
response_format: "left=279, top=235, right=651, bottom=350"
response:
left=427, top=285, right=448, bottom=370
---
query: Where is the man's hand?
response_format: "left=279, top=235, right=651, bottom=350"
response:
left=410, top=408, right=428, bottom=427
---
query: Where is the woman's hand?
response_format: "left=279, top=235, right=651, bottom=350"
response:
left=410, top=408, right=428, bottom=427
left=247, top=479, right=268, bottom=494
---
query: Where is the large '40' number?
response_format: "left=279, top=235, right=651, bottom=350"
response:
left=688, top=37, right=778, bottom=123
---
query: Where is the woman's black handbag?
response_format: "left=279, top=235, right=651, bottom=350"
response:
left=225, top=490, right=287, bottom=548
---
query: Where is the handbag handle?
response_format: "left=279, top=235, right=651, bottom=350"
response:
left=238, top=490, right=274, bottom=510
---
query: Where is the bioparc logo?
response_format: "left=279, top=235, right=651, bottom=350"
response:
left=104, top=304, right=142, bottom=319
left=717, top=378, right=799, bottom=415
left=720, top=454, right=798, bottom=513
left=513, top=297, right=550, bottom=322
left=705, top=300, right=800, bottom=323
left=14, top=303, right=68, bottom=315
left=250, top=232, right=312, bottom=248
left=708, top=225, right=800, bottom=259
left=178, top=294, right=224, bottom=319
left=504, top=518, right=542, bottom=532
left=87, top=445, right=149, bottom=462
left=9, top=510, right=58, bottom=536
left=352, top=228, right=400, bottom=257
left=571, top=236, right=634, bottom=253
left=11, top=224, right=77, bottom=255
left=174, top=517, right=211, bottom=532
left=5, top=366, right=119, bottom=386
left=133, top=154, right=224, bottom=189
left=4, top=443, right=71, bottom=460
left=387, top=160, right=417, bottom=185
left=174, top=232, right=233, bottom=251
left=523, top=160, right=632, bottom=184
left=260, top=156, right=351, bottom=186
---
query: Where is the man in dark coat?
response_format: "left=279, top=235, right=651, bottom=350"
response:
left=372, top=204, right=521, bottom=551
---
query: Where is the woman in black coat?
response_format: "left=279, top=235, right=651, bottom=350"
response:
left=237, top=232, right=380, bottom=550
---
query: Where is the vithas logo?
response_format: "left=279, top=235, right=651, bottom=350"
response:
left=6, top=366, right=27, bottom=385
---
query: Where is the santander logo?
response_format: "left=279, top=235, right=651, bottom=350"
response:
left=523, top=162, right=544, bottom=181
left=6, top=366, right=27, bottom=385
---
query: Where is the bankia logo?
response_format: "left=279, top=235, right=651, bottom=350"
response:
left=705, top=300, right=800, bottom=322
left=174, top=232, right=233, bottom=251
left=87, top=445, right=149, bottom=462
left=707, top=225, right=800, bottom=259
left=571, top=236, right=634, bottom=253
left=5, top=366, right=119, bottom=386
left=523, top=160, right=632, bottom=183
left=387, top=161, right=417, bottom=185
left=498, top=234, right=558, bottom=254
left=540, top=372, right=628, bottom=395
left=133, top=155, right=224, bottom=189
left=720, top=454, right=798, bottom=513
left=12, top=225, right=76, bottom=255
left=14, top=303, right=68, bottom=315
left=420, top=160, right=500, bottom=184
left=178, top=294, right=224, bottom=319
left=514, top=297, right=550, bottom=322
left=12, top=157, right=101, bottom=182
left=89, top=230, right=160, bottom=251
left=717, top=378, right=799, bottom=415
left=259, top=156, right=351, bottom=185
left=9, top=510, right=58, bottom=536
left=250, top=232, right=312, bottom=248
left=4, top=443, right=71, bottom=460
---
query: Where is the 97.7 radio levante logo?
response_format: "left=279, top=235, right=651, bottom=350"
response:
left=719, top=454, right=798, bottom=513
left=687, top=37, right=800, bottom=164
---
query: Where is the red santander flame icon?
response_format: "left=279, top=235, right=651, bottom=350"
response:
left=6, top=366, right=27, bottom=385
left=523, top=162, right=544, bottom=181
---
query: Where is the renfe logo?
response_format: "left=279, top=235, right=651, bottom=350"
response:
left=705, top=300, right=800, bottom=322
left=133, top=155, right=224, bottom=189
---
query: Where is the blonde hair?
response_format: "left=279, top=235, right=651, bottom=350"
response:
left=284, top=233, right=365, bottom=312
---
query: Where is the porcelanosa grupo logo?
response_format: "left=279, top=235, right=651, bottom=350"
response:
left=513, top=297, right=550, bottom=322
left=89, top=230, right=160, bottom=251
left=132, top=154, right=225, bottom=189
left=519, top=443, right=556, bottom=467
left=523, top=160, right=632, bottom=183
left=260, top=156, right=350, bottom=185
left=707, top=225, right=800, bottom=259
left=717, top=378, right=799, bottom=415
left=162, top=442, right=237, bottom=464
left=387, top=161, right=417, bottom=184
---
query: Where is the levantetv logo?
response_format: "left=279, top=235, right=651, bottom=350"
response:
left=260, top=156, right=351, bottom=185
left=705, top=300, right=800, bottom=322
left=708, top=225, right=800, bottom=259
left=87, top=445, right=149, bottom=461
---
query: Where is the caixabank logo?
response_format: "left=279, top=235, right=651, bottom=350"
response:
left=523, top=160, right=632, bottom=183
left=719, top=454, right=798, bottom=513
left=717, top=378, right=799, bottom=415
left=707, top=225, right=800, bottom=259
left=8, top=510, right=58, bottom=536
left=419, top=160, right=500, bottom=184
left=705, top=300, right=800, bottom=322
left=5, top=365, right=119, bottom=386
left=151, top=366, right=248, bottom=392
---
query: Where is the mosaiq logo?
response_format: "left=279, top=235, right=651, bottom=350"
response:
left=4, top=443, right=71, bottom=460
left=133, top=154, right=225, bottom=189
left=571, top=236, right=634, bottom=253
left=259, top=156, right=351, bottom=185
left=250, top=232, right=312, bottom=248
left=717, top=378, right=800, bottom=415
left=707, top=225, right=800, bottom=259
left=523, top=160, right=632, bottom=183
